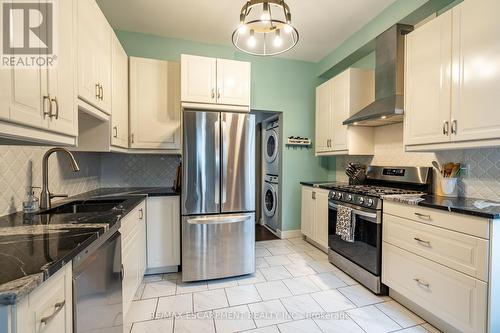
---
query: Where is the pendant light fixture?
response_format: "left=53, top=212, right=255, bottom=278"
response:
left=232, top=0, right=299, bottom=56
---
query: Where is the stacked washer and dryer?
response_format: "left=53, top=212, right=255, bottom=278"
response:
left=262, top=118, right=281, bottom=232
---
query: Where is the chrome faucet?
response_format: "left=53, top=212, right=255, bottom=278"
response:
left=40, top=148, right=80, bottom=210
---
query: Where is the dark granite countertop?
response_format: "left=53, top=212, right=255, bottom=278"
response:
left=0, top=192, right=151, bottom=305
left=383, top=194, right=500, bottom=219
left=300, top=181, right=347, bottom=189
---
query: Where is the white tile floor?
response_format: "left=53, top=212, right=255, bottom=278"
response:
left=127, top=238, right=441, bottom=333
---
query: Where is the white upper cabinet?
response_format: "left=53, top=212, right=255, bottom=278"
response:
left=315, top=68, right=375, bottom=156
left=315, top=81, right=332, bottom=154
left=77, top=0, right=112, bottom=114
left=216, top=58, right=251, bottom=106
left=181, top=54, right=217, bottom=104
left=405, top=11, right=452, bottom=146
left=0, top=0, right=77, bottom=144
left=129, top=57, right=181, bottom=150
left=405, top=0, right=500, bottom=150
left=111, top=34, right=129, bottom=148
left=181, top=54, right=251, bottom=108
left=451, top=0, right=500, bottom=143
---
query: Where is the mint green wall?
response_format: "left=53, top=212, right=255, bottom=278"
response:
left=116, top=31, right=333, bottom=231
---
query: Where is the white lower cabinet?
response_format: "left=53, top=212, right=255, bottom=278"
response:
left=7, top=263, right=73, bottom=333
left=120, top=200, right=147, bottom=323
left=300, top=186, right=328, bottom=249
left=383, top=243, right=487, bottom=333
left=146, top=196, right=181, bottom=272
left=382, top=202, right=491, bottom=333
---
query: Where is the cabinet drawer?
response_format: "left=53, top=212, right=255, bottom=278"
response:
left=383, top=214, right=489, bottom=281
left=384, top=201, right=489, bottom=239
left=382, top=242, right=487, bottom=333
left=120, top=201, right=146, bottom=242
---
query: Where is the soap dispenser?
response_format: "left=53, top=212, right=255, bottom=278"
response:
left=23, top=186, right=40, bottom=213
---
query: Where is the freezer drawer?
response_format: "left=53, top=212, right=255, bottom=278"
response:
left=182, top=213, right=255, bottom=282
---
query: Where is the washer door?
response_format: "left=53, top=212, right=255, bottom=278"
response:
left=263, top=183, right=277, bottom=218
left=265, top=129, right=278, bottom=164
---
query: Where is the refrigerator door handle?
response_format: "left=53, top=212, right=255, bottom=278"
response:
left=221, top=119, right=228, bottom=204
left=187, top=214, right=252, bottom=225
left=214, top=119, right=220, bottom=205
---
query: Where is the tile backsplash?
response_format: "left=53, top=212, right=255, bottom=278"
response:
left=0, top=146, right=181, bottom=216
left=334, top=123, right=500, bottom=200
left=0, top=146, right=101, bottom=216
left=100, top=153, right=180, bottom=187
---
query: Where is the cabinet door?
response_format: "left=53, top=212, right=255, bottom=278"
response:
left=122, top=228, right=138, bottom=318
left=405, top=11, right=452, bottom=146
left=331, top=72, right=348, bottom=151
left=111, top=34, right=129, bottom=148
left=315, top=81, right=331, bottom=154
left=95, top=17, right=112, bottom=114
left=301, top=186, right=314, bottom=238
left=130, top=57, right=181, bottom=149
left=216, top=59, right=251, bottom=106
left=77, top=0, right=100, bottom=107
left=181, top=54, right=216, bottom=104
left=147, top=197, right=181, bottom=269
left=47, top=0, right=76, bottom=136
left=451, top=0, right=500, bottom=142
left=314, top=190, right=329, bottom=248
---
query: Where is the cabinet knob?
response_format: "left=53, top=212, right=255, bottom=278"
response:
left=217, top=88, right=221, bottom=99
left=211, top=88, right=215, bottom=99
left=43, top=95, right=52, bottom=119
left=50, top=97, right=59, bottom=119
left=442, top=121, right=449, bottom=135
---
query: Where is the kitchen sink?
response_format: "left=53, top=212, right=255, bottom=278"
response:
left=39, top=199, right=126, bottom=215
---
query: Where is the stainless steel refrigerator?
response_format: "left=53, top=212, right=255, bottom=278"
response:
left=182, top=110, right=256, bottom=282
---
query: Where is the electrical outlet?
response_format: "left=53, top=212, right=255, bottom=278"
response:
left=460, top=164, right=470, bottom=177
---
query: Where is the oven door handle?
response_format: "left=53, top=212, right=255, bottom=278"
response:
left=328, top=201, right=378, bottom=220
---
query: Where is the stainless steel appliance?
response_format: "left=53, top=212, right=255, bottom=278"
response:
left=262, top=174, right=279, bottom=231
left=182, top=110, right=256, bottom=282
left=73, top=230, right=123, bottom=333
left=326, top=166, right=432, bottom=294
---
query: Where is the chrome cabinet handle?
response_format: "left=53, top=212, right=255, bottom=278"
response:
left=40, top=301, right=65, bottom=325
left=217, top=88, right=221, bottom=99
left=50, top=97, right=59, bottom=119
left=95, top=83, right=100, bottom=99
left=139, top=208, right=144, bottom=220
left=43, top=95, right=52, bottom=118
left=451, top=119, right=457, bottom=135
left=113, top=126, right=118, bottom=138
left=211, top=88, right=215, bottom=99
left=312, top=191, right=316, bottom=200
left=120, top=264, right=124, bottom=281
left=414, top=278, right=430, bottom=288
left=414, top=212, right=431, bottom=220
left=442, top=121, right=449, bottom=135
left=100, top=84, right=104, bottom=100
left=130, top=133, right=135, bottom=144
left=414, top=237, right=431, bottom=246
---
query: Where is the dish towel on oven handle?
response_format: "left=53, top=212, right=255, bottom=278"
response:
left=336, top=205, right=355, bottom=242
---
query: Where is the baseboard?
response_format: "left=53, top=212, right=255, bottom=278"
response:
left=279, top=229, right=302, bottom=239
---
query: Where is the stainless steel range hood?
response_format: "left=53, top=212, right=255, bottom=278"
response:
left=344, top=24, right=413, bottom=127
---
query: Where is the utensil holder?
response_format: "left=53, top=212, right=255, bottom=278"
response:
left=439, top=177, right=458, bottom=197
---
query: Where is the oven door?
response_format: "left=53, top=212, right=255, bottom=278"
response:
left=328, top=200, right=382, bottom=276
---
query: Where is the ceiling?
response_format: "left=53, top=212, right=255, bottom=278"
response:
left=97, top=0, right=397, bottom=62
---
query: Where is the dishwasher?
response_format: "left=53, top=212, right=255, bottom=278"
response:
left=73, top=230, right=123, bottom=333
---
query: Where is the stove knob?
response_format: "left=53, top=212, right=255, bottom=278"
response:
left=358, top=197, right=365, bottom=204
left=367, top=198, right=374, bottom=207
left=336, top=192, right=342, bottom=199
left=331, top=191, right=336, bottom=199
left=347, top=194, right=352, bottom=201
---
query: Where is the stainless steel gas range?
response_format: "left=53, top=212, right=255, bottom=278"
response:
left=325, top=166, right=432, bottom=294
